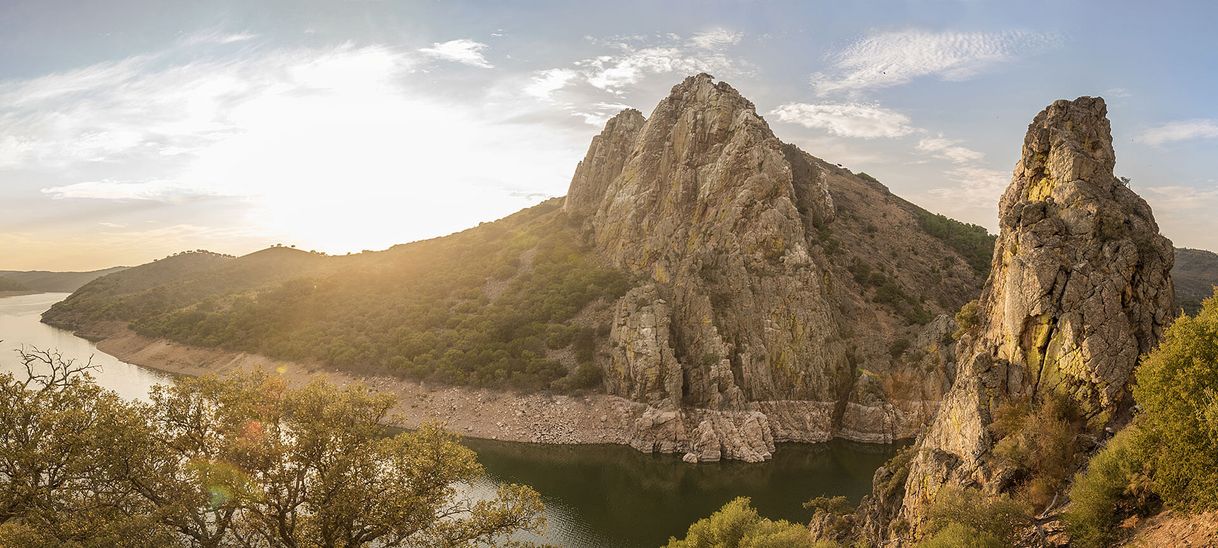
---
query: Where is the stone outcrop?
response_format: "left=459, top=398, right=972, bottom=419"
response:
left=565, top=74, right=986, bottom=461
left=857, top=96, right=1175, bottom=543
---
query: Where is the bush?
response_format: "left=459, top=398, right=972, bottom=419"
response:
left=989, top=392, right=1086, bottom=507
left=667, top=497, right=822, bottom=548
left=1063, top=425, right=1158, bottom=548
left=917, top=522, right=1003, bottom=548
left=1131, top=289, right=1218, bottom=510
left=914, top=211, right=996, bottom=276
left=923, top=487, right=1030, bottom=546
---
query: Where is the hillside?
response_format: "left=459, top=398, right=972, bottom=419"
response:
left=1173, top=247, right=1218, bottom=314
left=44, top=74, right=994, bottom=460
left=0, top=266, right=126, bottom=294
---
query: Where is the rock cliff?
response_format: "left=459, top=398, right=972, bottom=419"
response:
left=857, top=96, right=1175, bottom=543
left=566, top=74, right=987, bottom=461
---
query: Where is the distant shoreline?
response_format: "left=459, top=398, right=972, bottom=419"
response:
left=0, top=290, right=40, bottom=299
left=76, top=321, right=645, bottom=447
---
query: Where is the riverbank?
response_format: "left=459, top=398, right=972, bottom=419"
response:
left=0, top=290, right=40, bottom=298
left=82, top=321, right=645, bottom=445
left=66, top=320, right=926, bottom=462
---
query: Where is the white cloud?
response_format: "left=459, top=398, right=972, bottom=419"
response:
left=769, top=102, right=914, bottom=138
left=418, top=39, right=493, bottom=68
left=929, top=166, right=1009, bottom=210
left=1140, top=185, right=1218, bottom=209
left=180, top=29, right=258, bottom=46
left=579, top=46, right=741, bottom=92
left=812, top=30, right=1058, bottom=95
left=1136, top=119, right=1218, bottom=146
left=572, top=102, right=634, bottom=126
left=0, top=43, right=587, bottom=259
left=42, top=180, right=220, bottom=202
left=916, top=136, right=984, bottom=164
left=524, top=68, right=579, bottom=100
left=1105, top=87, right=1132, bottom=99
left=690, top=28, right=742, bottom=50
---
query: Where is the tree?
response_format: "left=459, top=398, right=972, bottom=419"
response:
left=666, top=497, right=824, bottom=548
left=1130, top=289, right=1218, bottom=509
left=0, top=348, right=545, bottom=547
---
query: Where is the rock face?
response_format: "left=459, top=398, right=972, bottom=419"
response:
left=859, top=97, right=1175, bottom=543
left=565, top=74, right=988, bottom=461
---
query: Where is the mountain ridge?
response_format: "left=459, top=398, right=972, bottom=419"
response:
left=35, top=75, right=1079, bottom=462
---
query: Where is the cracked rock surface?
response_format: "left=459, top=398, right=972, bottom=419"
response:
left=856, top=96, right=1175, bottom=543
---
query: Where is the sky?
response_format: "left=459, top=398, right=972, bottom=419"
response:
left=1, top=0, right=1216, bottom=271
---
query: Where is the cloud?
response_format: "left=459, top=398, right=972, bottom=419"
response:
left=690, top=28, right=742, bottom=50
left=768, top=102, right=914, bottom=138
left=916, top=136, right=984, bottom=164
left=580, top=46, right=742, bottom=92
left=1140, top=185, right=1218, bottom=209
left=572, top=102, right=634, bottom=126
left=929, top=165, right=1010, bottom=211
left=419, top=39, right=493, bottom=68
left=1135, top=119, right=1218, bottom=146
left=524, top=68, right=579, bottom=100
left=42, top=180, right=221, bottom=202
left=0, top=42, right=589, bottom=260
left=180, top=29, right=259, bottom=46
left=812, top=30, right=1058, bottom=95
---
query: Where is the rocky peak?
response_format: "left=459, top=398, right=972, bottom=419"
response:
left=858, top=96, right=1176, bottom=543
left=563, top=108, right=645, bottom=218
left=559, top=74, right=986, bottom=463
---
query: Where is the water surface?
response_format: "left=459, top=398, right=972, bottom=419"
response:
left=0, top=292, right=901, bottom=547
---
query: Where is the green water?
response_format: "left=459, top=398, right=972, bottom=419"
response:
left=1, top=293, right=902, bottom=548
left=463, top=437, right=902, bottom=547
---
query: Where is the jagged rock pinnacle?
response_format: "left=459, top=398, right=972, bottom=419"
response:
left=858, top=96, right=1176, bottom=544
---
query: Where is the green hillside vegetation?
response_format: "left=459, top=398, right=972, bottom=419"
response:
left=0, top=266, right=127, bottom=293
left=45, top=200, right=631, bottom=392
left=0, top=350, right=542, bottom=546
left=1064, top=288, right=1218, bottom=546
left=914, top=211, right=997, bottom=277
left=0, top=277, right=27, bottom=292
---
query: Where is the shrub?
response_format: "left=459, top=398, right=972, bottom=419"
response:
left=916, top=522, right=1003, bottom=548
left=1131, top=289, right=1218, bottom=509
left=667, top=497, right=822, bottom=548
left=923, top=486, right=1030, bottom=546
left=1063, top=425, right=1158, bottom=548
left=989, top=392, right=1086, bottom=507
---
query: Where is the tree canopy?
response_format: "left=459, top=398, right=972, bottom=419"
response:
left=0, top=347, right=544, bottom=547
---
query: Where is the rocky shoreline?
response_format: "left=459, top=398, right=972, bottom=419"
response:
left=71, top=321, right=918, bottom=463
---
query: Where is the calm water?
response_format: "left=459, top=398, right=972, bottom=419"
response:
left=0, top=293, right=901, bottom=547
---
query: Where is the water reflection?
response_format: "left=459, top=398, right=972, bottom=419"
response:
left=0, top=293, right=903, bottom=548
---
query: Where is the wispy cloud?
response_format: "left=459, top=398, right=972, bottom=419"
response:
left=419, top=39, right=493, bottom=68
left=690, top=28, right=742, bottom=50
left=524, top=68, right=579, bottom=100
left=812, top=30, right=1058, bottom=95
left=929, top=166, right=1010, bottom=211
left=769, top=102, right=914, bottom=138
left=180, top=29, right=259, bottom=46
left=1136, top=119, right=1218, bottom=146
left=42, top=180, right=222, bottom=202
left=916, top=136, right=984, bottom=164
left=579, top=46, right=742, bottom=93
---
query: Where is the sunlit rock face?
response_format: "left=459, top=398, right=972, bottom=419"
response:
left=858, top=96, right=1176, bottom=543
left=565, top=74, right=982, bottom=462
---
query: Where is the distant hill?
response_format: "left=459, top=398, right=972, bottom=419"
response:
left=0, top=266, right=127, bottom=294
left=43, top=74, right=996, bottom=458
left=1174, top=247, right=1218, bottom=314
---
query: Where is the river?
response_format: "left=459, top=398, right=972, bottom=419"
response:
left=0, top=292, right=901, bottom=547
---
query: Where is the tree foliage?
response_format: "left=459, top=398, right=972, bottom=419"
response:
left=914, top=211, right=996, bottom=277
left=0, top=348, right=544, bottom=547
left=1130, top=289, right=1218, bottom=509
left=666, top=497, right=824, bottom=548
left=46, top=201, right=631, bottom=392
